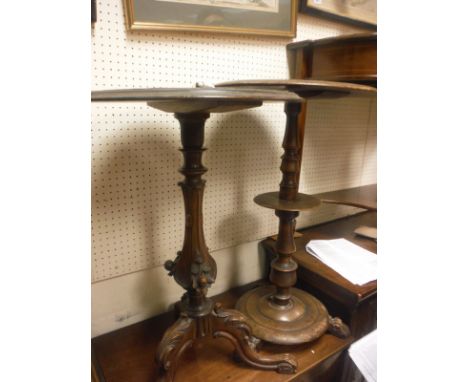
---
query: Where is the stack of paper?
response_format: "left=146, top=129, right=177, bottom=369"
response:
left=349, top=330, right=377, bottom=382
left=305, top=238, right=377, bottom=285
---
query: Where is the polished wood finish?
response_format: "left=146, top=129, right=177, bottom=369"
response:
left=286, top=33, right=377, bottom=85
left=92, top=281, right=353, bottom=382
left=234, top=101, right=349, bottom=345
left=156, top=104, right=295, bottom=379
left=92, top=87, right=303, bottom=381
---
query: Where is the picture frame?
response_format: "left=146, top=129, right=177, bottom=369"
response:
left=299, top=0, right=376, bottom=29
left=91, top=0, right=97, bottom=23
left=124, top=0, right=297, bottom=37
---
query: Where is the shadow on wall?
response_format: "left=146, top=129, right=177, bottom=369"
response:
left=92, top=108, right=282, bottom=313
left=92, top=120, right=180, bottom=277
left=207, top=111, right=280, bottom=288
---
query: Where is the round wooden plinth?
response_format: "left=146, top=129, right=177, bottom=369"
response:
left=236, top=285, right=329, bottom=345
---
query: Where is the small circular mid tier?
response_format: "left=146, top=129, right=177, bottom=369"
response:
left=215, top=79, right=377, bottom=99
left=254, top=192, right=321, bottom=211
left=236, top=285, right=329, bottom=345
left=91, top=87, right=301, bottom=113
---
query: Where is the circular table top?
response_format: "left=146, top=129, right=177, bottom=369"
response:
left=215, top=79, right=376, bottom=99
left=91, top=87, right=301, bottom=114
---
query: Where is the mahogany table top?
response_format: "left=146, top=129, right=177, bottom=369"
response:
left=91, top=87, right=301, bottom=113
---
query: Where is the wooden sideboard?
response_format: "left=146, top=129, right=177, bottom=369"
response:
left=92, top=281, right=353, bottom=382
left=286, top=33, right=377, bottom=192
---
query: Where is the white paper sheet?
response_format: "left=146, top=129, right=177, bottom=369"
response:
left=305, top=238, right=377, bottom=285
left=349, top=329, right=377, bottom=382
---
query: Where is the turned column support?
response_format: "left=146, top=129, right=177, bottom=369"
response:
left=270, top=101, right=303, bottom=307
left=163, top=112, right=216, bottom=318
left=236, top=99, right=343, bottom=345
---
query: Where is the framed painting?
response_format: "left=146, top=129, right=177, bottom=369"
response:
left=124, top=0, right=297, bottom=37
left=299, top=0, right=376, bottom=29
left=91, top=0, right=97, bottom=23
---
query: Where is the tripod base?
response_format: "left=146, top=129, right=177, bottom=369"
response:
left=155, top=302, right=297, bottom=382
left=236, top=285, right=349, bottom=345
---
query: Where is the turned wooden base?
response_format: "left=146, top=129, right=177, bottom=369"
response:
left=236, top=285, right=350, bottom=345
left=155, top=302, right=297, bottom=382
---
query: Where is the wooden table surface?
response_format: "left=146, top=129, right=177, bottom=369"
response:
left=92, top=281, right=353, bottom=382
left=216, top=79, right=376, bottom=99
left=91, top=87, right=301, bottom=114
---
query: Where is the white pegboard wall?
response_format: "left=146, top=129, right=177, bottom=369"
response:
left=91, top=1, right=376, bottom=282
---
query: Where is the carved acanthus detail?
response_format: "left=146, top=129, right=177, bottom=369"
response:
left=156, top=314, right=194, bottom=371
left=213, top=302, right=258, bottom=350
left=190, top=253, right=215, bottom=295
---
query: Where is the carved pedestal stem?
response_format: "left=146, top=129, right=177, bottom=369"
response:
left=164, top=112, right=216, bottom=317
left=156, top=111, right=297, bottom=382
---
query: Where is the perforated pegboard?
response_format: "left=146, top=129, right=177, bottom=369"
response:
left=91, top=1, right=376, bottom=282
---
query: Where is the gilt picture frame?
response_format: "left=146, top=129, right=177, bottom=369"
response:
left=299, top=0, right=376, bottom=29
left=124, top=0, right=297, bottom=37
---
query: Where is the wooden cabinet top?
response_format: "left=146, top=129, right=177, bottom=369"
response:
left=287, top=33, right=377, bottom=86
left=287, top=32, right=377, bottom=51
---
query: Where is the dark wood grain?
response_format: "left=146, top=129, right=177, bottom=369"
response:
left=92, top=281, right=353, bottom=382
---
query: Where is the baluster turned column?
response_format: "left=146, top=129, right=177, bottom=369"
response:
left=270, top=101, right=301, bottom=308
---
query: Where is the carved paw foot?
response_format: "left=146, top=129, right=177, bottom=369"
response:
left=327, top=315, right=351, bottom=338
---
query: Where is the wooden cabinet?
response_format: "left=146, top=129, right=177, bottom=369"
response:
left=287, top=33, right=377, bottom=86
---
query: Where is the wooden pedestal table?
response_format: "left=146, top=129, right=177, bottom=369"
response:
left=216, top=80, right=376, bottom=346
left=91, top=87, right=303, bottom=382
